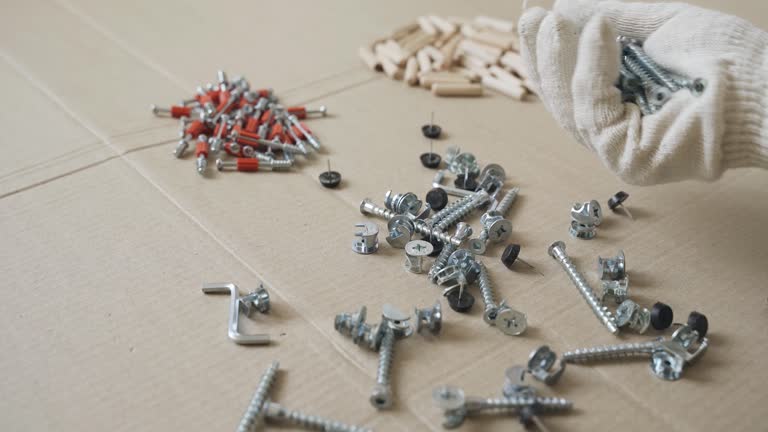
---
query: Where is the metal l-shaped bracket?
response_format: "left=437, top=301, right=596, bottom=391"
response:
left=202, top=282, right=271, bottom=345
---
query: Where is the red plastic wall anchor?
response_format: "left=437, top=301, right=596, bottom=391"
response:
left=223, top=142, right=242, bottom=157
left=171, top=106, right=193, bottom=118
left=286, top=106, right=307, bottom=119
left=260, top=110, right=273, bottom=124
left=245, top=117, right=260, bottom=133
left=215, top=91, right=231, bottom=113
left=185, top=120, right=206, bottom=138
left=268, top=123, right=283, bottom=140
left=236, top=158, right=260, bottom=171
left=195, top=141, right=209, bottom=158
left=213, top=122, right=228, bottom=137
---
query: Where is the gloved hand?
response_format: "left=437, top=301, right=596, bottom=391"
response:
left=518, top=0, right=768, bottom=185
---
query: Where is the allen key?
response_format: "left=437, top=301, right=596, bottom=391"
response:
left=202, top=282, right=271, bottom=345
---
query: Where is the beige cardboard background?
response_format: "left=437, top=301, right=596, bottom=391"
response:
left=1, top=1, right=767, bottom=431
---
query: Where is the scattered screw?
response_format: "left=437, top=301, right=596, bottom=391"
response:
left=527, top=346, right=566, bottom=385
left=319, top=160, right=342, bottom=188
left=415, top=301, right=443, bottom=335
left=239, top=285, right=271, bottom=316
left=262, top=400, right=372, bottom=432
left=548, top=241, right=618, bottom=334
left=477, top=261, right=527, bottom=335
left=615, top=299, right=651, bottom=333
left=236, top=361, right=280, bottom=432
left=404, top=240, right=434, bottom=273
left=426, top=188, right=449, bottom=211
left=607, top=191, right=633, bottom=220
left=352, top=222, right=379, bottom=254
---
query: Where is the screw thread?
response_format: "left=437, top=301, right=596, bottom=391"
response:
left=435, top=191, right=488, bottom=232
left=428, top=243, right=458, bottom=282
left=429, top=193, right=476, bottom=225
left=237, top=361, right=280, bottom=432
left=624, top=45, right=680, bottom=91
left=361, top=199, right=463, bottom=246
left=264, top=401, right=372, bottom=432
left=562, top=341, right=658, bottom=363
left=376, top=329, right=395, bottom=385
left=477, top=263, right=498, bottom=312
left=466, top=396, right=573, bottom=413
left=549, top=244, right=618, bottom=334
left=495, top=187, right=519, bottom=216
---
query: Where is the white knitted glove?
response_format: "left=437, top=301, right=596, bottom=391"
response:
left=519, top=1, right=768, bottom=185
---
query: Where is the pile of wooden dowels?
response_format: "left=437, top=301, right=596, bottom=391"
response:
left=358, top=15, right=534, bottom=100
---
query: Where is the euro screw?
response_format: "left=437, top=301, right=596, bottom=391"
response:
left=477, top=262, right=527, bottom=335
left=562, top=324, right=709, bottom=381
left=404, top=240, right=434, bottom=273
left=384, top=190, right=423, bottom=216
left=239, top=285, right=270, bottom=317
left=569, top=200, right=602, bottom=240
left=615, top=299, right=651, bottom=333
left=623, top=56, right=673, bottom=107
left=598, top=250, right=626, bottom=281
left=432, top=386, right=573, bottom=429
left=493, top=187, right=520, bottom=215
left=427, top=223, right=472, bottom=282
left=352, top=222, right=379, bottom=254
left=428, top=192, right=476, bottom=225
left=527, top=346, right=566, bottom=385
left=262, top=400, right=372, bottom=432
left=386, top=215, right=415, bottom=248
left=236, top=361, right=280, bottom=432
left=415, top=301, right=443, bottom=335
left=548, top=241, right=619, bottom=334
left=601, top=278, right=629, bottom=304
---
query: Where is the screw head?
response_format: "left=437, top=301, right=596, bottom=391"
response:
left=547, top=241, right=566, bottom=258
left=487, top=219, right=512, bottom=242
left=370, top=384, right=393, bottom=409
left=650, top=350, right=684, bottom=381
left=468, top=237, right=487, bottom=255
left=480, top=163, right=506, bottom=182
left=495, top=307, right=528, bottom=335
left=528, top=346, right=557, bottom=372
left=432, top=386, right=465, bottom=411
left=616, top=300, right=640, bottom=327
left=406, top=240, right=433, bottom=257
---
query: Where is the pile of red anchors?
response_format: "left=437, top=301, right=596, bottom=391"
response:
left=151, top=71, right=327, bottom=176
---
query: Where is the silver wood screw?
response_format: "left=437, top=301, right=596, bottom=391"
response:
left=477, top=262, right=527, bottom=335
left=427, top=223, right=473, bottom=282
left=262, top=401, right=372, bottom=432
left=621, top=40, right=680, bottom=91
left=360, top=199, right=467, bottom=247
left=548, top=241, right=619, bottom=334
left=370, top=327, right=395, bottom=409
left=237, top=361, right=280, bottom=432
left=434, top=190, right=489, bottom=232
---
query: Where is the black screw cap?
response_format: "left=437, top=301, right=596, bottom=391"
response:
left=687, top=311, right=709, bottom=339
left=426, top=188, right=449, bottom=211
left=501, top=244, right=521, bottom=269
left=421, top=123, right=442, bottom=139
left=318, top=170, right=341, bottom=188
left=446, top=290, right=475, bottom=313
left=420, top=152, right=441, bottom=169
left=454, top=174, right=478, bottom=191
left=650, top=302, right=674, bottom=330
left=608, top=191, right=629, bottom=210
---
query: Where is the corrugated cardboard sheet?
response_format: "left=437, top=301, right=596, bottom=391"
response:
left=1, top=0, right=766, bottom=430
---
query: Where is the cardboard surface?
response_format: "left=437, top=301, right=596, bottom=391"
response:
left=1, top=1, right=768, bottom=431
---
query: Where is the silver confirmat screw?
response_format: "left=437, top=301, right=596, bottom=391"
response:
left=404, top=240, right=434, bottom=273
left=548, top=241, right=619, bottom=334
left=428, top=192, right=476, bottom=226
left=623, top=55, right=673, bottom=107
left=427, top=223, right=473, bottom=282
left=434, top=190, right=490, bottom=232
left=432, top=386, right=573, bottom=429
left=476, top=261, right=527, bottom=335
left=620, top=38, right=680, bottom=91
left=469, top=187, right=519, bottom=254
left=562, top=324, right=709, bottom=381
left=352, top=222, right=379, bottom=254
left=236, top=361, right=280, bottom=432
left=262, top=400, right=372, bottom=432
